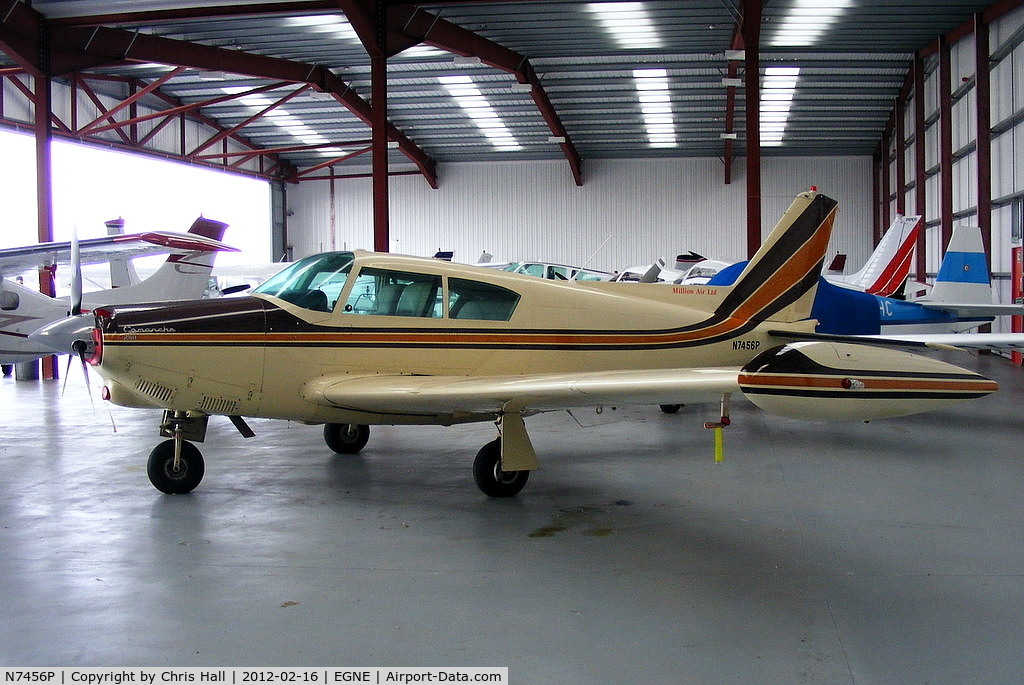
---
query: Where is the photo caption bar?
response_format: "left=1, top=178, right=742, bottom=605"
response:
left=1, top=669, right=508, bottom=685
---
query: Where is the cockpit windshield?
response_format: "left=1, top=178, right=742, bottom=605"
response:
left=253, top=252, right=355, bottom=312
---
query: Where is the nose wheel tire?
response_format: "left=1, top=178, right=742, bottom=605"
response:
left=147, top=439, right=205, bottom=494
left=324, top=423, right=370, bottom=454
left=473, top=438, right=529, bottom=498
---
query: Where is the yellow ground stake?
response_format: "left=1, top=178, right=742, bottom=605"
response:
left=713, top=425, right=724, bottom=462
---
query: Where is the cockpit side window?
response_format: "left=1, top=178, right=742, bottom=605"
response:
left=448, top=278, right=520, bottom=321
left=342, top=268, right=442, bottom=318
left=253, top=252, right=354, bottom=312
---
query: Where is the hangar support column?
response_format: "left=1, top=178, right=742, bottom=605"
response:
left=742, top=0, right=762, bottom=259
left=33, top=27, right=56, bottom=379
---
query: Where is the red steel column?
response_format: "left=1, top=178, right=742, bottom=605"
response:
left=913, top=55, right=927, bottom=283
left=975, top=13, right=993, bottom=264
left=742, top=0, right=762, bottom=258
left=938, top=36, right=954, bottom=251
left=371, top=0, right=389, bottom=252
left=34, top=48, right=56, bottom=379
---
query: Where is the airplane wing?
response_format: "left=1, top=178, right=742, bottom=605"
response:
left=302, top=367, right=742, bottom=416
left=0, top=231, right=237, bottom=276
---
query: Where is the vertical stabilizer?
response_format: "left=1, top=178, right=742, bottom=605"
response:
left=85, top=217, right=230, bottom=308
left=924, top=225, right=992, bottom=305
left=105, top=218, right=140, bottom=288
left=839, top=214, right=920, bottom=296
left=713, top=190, right=838, bottom=324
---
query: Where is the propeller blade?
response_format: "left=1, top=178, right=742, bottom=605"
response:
left=72, top=339, right=95, bottom=410
left=70, top=226, right=83, bottom=316
left=60, top=352, right=75, bottom=397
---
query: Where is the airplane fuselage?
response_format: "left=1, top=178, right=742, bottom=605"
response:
left=97, top=262, right=804, bottom=426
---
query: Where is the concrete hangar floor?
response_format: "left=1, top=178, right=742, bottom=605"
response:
left=1, top=352, right=1023, bottom=683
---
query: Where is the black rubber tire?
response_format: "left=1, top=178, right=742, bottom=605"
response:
left=324, top=423, right=370, bottom=454
left=472, top=437, right=529, bottom=498
left=147, top=439, right=205, bottom=494
left=659, top=404, right=683, bottom=414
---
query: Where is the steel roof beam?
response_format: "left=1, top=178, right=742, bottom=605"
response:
left=0, top=0, right=437, bottom=187
left=51, top=22, right=435, bottom=186
left=389, top=5, right=582, bottom=185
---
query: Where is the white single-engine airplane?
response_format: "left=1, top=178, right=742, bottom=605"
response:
left=34, top=191, right=998, bottom=497
left=1, top=217, right=235, bottom=365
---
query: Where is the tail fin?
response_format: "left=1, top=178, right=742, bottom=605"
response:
left=926, top=225, right=992, bottom=305
left=713, top=190, right=838, bottom=324
left=105, top=218, right=141, bottom=288
left=184, top=216, right=229, bottom=242
left=841, top=214, right=920, bottom=296
left=84, top=217, right=230, bottom=308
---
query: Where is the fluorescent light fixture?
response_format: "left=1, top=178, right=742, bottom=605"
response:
left=395, top=45, right=447, bottom=60
left=586, top=2, right=663, bottom=49
left=453, top=55, right=482, bottom=66
left=759, top=66, right=800, bottom=147
left=283, top=14, right=358, bottom=42
left=720, top=132, right=738, bottom=139
left=439, top=75, right=522, bottom=151
left=721, top=77, right=742, bottom=87
left=223, top=86, right=338, bottom=151
left=511, top=83, right=534, bottom=93
left=769, top=0, right=853, bottom=47
left=633, top=68, right=675, bottom=148
left=548, top=136, right=566, bottom=144
left=725, top=49, right=745, bottom=61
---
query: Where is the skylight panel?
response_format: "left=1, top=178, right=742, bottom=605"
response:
left=760, top=66, right=800, bottom=147
left=633, top=68, right=675, bottom=148
left=769, top=0, right=853, bottom=47
left=439, top=75, right=522, bottom=152
left=283, top=15, right=359, bottom=42
left=586, top=2, right=663, bottom=50
left=222, top=86, right=340, bottom=156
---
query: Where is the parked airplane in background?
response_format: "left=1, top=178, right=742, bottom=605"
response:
left=830, top=214, right=920, bottom=296
left=34, top=190, right=998, bottom=498
left=1, top=217, right=235, bottom=365
left=706, top=223, right=1024, bottom=348
left=617, top=214, right=922, bottom=291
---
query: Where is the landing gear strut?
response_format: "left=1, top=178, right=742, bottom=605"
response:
left=148, top=410, right=208, bottom=494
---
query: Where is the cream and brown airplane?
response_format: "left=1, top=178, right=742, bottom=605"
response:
left=34, top=190, right=998, bottom=497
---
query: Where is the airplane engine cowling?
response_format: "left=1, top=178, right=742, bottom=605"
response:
left=738, top=341, right=997, bottom=420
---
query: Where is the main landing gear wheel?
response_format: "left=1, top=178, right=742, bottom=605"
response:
left=147, top=439, right=205, bottom=494
left=473, top=438, right=529, bottom=498
left=660, top=404, right=683, bottom=414
left=324, top=423, right=370, bottom=454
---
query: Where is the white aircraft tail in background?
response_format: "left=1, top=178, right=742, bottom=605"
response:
left=832, top=214, right=920, bottom=296
left=1, top=217, right=234, bottom=366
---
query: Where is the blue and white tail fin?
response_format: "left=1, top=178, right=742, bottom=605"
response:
left=920, top=225, right=991, bottom=306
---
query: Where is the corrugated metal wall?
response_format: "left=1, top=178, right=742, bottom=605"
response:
left=286, top=156, right=872, bottom=273
left=887, top=4, right=1024, bottom=335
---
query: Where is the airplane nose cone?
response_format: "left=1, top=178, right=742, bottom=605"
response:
left=29, top=314, right=96, bottom=355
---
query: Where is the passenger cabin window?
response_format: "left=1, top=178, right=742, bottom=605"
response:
left=252, top=252, right=354, bottom=312
left=448, top=278, right=520, bottom=321
left=343, top=268, right=442, bottom=318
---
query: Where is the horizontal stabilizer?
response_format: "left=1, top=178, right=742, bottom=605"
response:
left=915, top=301, right=1024, bottom=317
